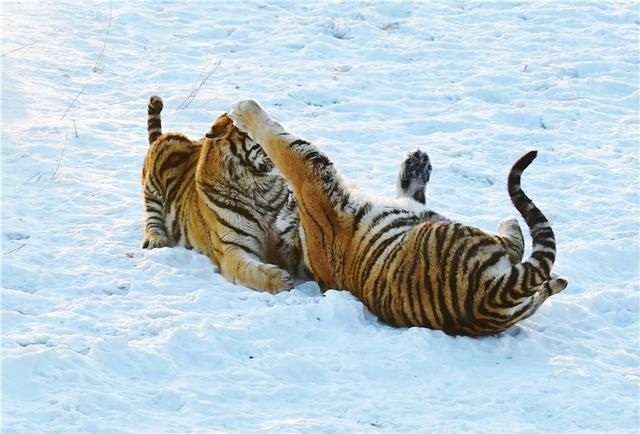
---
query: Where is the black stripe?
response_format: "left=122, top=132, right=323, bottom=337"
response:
left=305, top=150, right=333, bottom=169
left=366, top=218, right=416, bottom=266
left=445, top=237, right=468, bottom=327
left=228, top=136, right=238, bottom=156
left=459, top=237, right=494, bottom=322
left=145, top=195, right=163, bottom=208
left=159, top=151, right=193, bottom=174
left=297, top=198, right=329, bottom=279
left=181, top=207, right=192, bottom=250
left=368, top=230, right=407, bottom=320
left=525, top=211, right=547, bottom=224
left=299, top=196, right=335, bottom=255
left=499, top=266, right=522, bottom=305
left=290, top=139, right=310, bottom=149
left=409, top=227, right=432, bottom=327
left=432, top=225, right=455, bottom=332
left=433, top=225, right=451, bottom=332
left=531, top=249, right=556, bottom=262
left=212, top=210, right=262, bottom=244
left=320, top=205, right=336, bottom=246
left=422, top=227, right=441, bottom=328
left=424, top=225, right=442, bottom=328
left=508, top=299, right=538, bottom=324
left=203, top=190, right=262, bottom=227
left=145, top=204, right=163, bottom=213
left=391, top=247, right=416, bottom=327
left=146, top=215, right=164, bottom=223
left=380, top=243, right=406, bottom=325
left=146, top=223, right=165, bottom=231
left=352, top=202, right=372, bottom=232
left=356, top=216, right=415, bottom=287
left=466, top=251, right=509, bottom=328
left=533, top=237, right=556, bottom=250
left=221, top=239, right=261, bottom=257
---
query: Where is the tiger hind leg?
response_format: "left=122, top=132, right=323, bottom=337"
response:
left=141, top=183, right=170, bottom=249
left=497, top=217, right=524, bottom=263
left=396, top=149, right=432, bottom=204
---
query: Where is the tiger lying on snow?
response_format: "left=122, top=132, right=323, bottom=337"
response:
left=229, top=99, right=568, bottom=337
left=141, top=96, right=433, bottom=293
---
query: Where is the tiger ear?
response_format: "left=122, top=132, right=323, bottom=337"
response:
left=205, top=113, right=232, bottom=138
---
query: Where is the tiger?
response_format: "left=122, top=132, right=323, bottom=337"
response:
left=141, top=95, right=301, bottom=292
left=141, top=96, right=435, bottom=294
left=229, top=99, right=568, bottom=337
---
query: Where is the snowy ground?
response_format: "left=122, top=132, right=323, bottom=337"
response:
left=2, top=1, right=639, bottom=432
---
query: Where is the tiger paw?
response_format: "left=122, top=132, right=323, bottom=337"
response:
left=255, top=263, right=294, bottom=293
left=141, top=233, right=170, bottom=249
left=397, top=149, right=432, bottom=204
left=229, top=99, right=284, bottom=142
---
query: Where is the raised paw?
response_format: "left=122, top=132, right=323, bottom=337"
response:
left=142, top=233, right=170, bottom=249
left=396, top=149, right=432, bottom=204
left=255, top=263, right=294, bottom=293
left=229, top=99, right=284, bottom=143
left=228, top=99, right=263, bottom=136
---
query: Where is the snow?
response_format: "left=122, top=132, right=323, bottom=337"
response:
left=1, top=1, right=638, bottom=432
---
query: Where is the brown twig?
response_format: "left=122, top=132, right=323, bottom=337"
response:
left=61, top=83, right=88, bottom=120
left=51, top=132, right=68, bottom=181
left=3, top=244, right=26, bottom=255
left=24, top=172, right=42, bottom=185
left=175, top=57, right=223, bottom=112
left=0, top=38, right=45, bottom=58
left=93, top=0, right=113, bottom=73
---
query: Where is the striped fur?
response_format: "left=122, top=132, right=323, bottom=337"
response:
left=141, top=96, right=304, bottom=292
left=229, top=100, right=568, bottom=336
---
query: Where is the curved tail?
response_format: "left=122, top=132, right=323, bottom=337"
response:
left=508, top=151, right=566, bottom=293
left=147, top=96, right=164, bottom=145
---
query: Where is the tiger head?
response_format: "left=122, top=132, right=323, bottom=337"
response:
left=207, top=113, right=274, bottom=176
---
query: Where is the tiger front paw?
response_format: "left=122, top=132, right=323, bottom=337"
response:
left=229, top=99, right=283, bottom=142
left=255, top=263, right=294, bottom=294
left=142, top=233, right=170, bottom=249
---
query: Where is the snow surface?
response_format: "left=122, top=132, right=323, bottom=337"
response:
left=2, top=1, right=639, bottom=432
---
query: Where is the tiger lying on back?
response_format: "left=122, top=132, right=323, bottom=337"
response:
left=141, top=96, right=434, bottom=293
left=229, top=100, right=568, bottom=336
